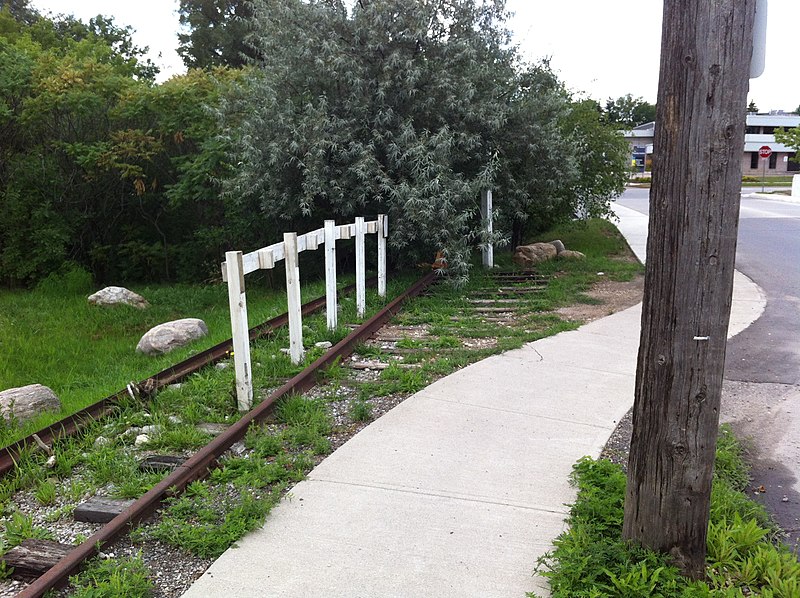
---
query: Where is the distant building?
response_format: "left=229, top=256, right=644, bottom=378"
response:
left=622, top=112, right=800, bottom=176
left=742, top=113, right=800, bottom=176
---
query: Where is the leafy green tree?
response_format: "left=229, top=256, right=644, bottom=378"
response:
left=0, top=7, right=246, bottom=285
left=775, top=126, right=800, bottom=165
left=604, top=94, right=656, bottom=128
left=177, top=0, right=255, bottom=69
left=563, top=99, right=630, bottom=218
left=747, top=99, right=759, bottom=113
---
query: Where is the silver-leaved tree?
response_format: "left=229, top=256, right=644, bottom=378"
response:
left=220, top=0, right=628, bottom=281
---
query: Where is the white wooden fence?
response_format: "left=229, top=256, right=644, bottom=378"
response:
left=222, top=215, right=388, bottom=411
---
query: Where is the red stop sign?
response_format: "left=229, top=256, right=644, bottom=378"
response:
left=759, top=145, right=772, bottom=158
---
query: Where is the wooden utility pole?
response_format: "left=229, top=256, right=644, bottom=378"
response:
left=622, top=0, right=756, bottom=579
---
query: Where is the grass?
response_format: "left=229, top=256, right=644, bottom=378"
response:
left=0, top=217, right=646, bottom=566
left=531, top=425, right=799, bottom=597
left=0, top=266, right=358, bottom=446
left=68, top=554, right=154, bottom=597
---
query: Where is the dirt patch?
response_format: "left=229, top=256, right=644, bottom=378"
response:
left=555, top=274, right=644, bottom=324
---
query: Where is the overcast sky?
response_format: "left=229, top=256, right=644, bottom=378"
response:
left=29, top=0, right=800, bottom=113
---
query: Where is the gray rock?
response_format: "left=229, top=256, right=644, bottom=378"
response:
left=134, top=434, right=150, bottom=447
left=549, top=239, right=566, bottom=254
left=558, top=250, right=586, bottom=260
left=136, top=318, right=208, bottom=355
left=196, top=422, right=230, bottom=437
left=88, top=286, right=149, bottom=308
left=0, top=384, right=61, bottom=423
left=314, top=341, right=333, bottom=349
left=512, top=243, right=558, bottom=268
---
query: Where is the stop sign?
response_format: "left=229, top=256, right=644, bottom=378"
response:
left=759, top=145, right=772, bottom=158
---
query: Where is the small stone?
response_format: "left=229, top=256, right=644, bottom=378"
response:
left=315, top=341, right=333, bottom=349
left=140, top=425, right=162, bottom=435
left=134, top=434, right=150, bottom=447
left=167, top=415, right=182, bottom=425
left=214, top=362, right=229, bottom=370
left=280, top=348, right=291, bottom=355
left=94, top=436, right=110, bottom=448
left=229, top=442, right=247, bottom=457
left=168, top=383, right=182, bottom=390
left=45, top=455, right=56, bottom=468
left=597, top=272, right=605, bottom=276
left=782, top=495, right=789, bottom=503
left=195, top=423, right=230, bottom=437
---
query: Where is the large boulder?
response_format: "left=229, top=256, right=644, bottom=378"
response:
left=0, top=384, right=61, bottom=423
left=88, top=286, right=149, bottom=309
left=136, top=318, right=208, bottom=355
left=512, top=243, right=558, bottom=268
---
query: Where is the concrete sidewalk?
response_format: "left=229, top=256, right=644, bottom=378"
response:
left=181, top=206, right=765, bottom=598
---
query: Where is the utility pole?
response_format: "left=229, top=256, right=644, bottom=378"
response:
left=622, top=0, right=757, bottom=579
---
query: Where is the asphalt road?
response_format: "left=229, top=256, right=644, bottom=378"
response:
left=615, top=187, right=800, bottom=549
left=616, top=188, right=800, bottom=384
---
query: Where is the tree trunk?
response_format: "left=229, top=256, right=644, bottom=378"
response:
left=622, top=0, right=756, bottom=579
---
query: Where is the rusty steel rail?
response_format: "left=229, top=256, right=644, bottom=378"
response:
left=0, top=280, right=370, bottom=478
left=16, top=271, right=437, bottom=597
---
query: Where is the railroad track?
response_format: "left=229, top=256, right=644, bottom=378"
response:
left=0, top=269, right=552, bottom=597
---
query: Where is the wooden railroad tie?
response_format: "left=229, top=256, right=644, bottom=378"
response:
left=74, top=497, right=136, bottom=524
left=2, top=539, right=73, bottom=580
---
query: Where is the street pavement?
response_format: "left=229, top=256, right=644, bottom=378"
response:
left=181, top=207, right=765, bottom=598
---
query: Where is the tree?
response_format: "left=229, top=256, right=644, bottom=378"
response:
left=747, top=99, right=759, bottom=113
left=0, top=7, right=247, bottom=285
left=222, top=0, right=616, bottom=280
left=563, top=98, right=630, bottom=219
left=0, top=0, right=39, bottom=26
left=622, top=0, right=756, bottom=579
left=775, top=126, right=800, bottom=164
left=177, top=0, right=256, bottom=69
left=604, top=94, right=656, bottom=128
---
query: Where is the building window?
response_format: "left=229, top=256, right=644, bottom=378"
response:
left=788, top=153, right=800, bottom=172
left=769, top=153, right=777, bottom=169
left=745, top=126, right=759, bottom=134
left=750, top=152, right=759, bottom=169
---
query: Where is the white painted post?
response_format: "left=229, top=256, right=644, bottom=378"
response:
left=225, top=251, right=253, bottom=412
left=377, top=214, right=387, bottom=298
left=355, top=216, right=366, bottom=318
left=480, top=189, right=494, bottom=268
left=324, top=220, right=338, bottom=330
left=284, top=232, right=304, bottom=364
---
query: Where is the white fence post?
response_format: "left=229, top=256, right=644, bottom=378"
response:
left=481, top=189, right=494, bottom=268
left=377, top=214, right=387, bottom=298
left=355, top=216, right=366, bottom=318
left=324, top=220, right=338, bottom=330
left=284, top=232, right=304, bottom=364
left=225, top=251, right=253, bottom=412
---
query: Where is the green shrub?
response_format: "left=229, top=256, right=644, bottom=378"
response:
left=531, top=428, right=798, bottom=597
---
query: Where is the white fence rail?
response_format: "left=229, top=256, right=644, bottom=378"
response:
left=222, top=216, right=388, bottom=411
